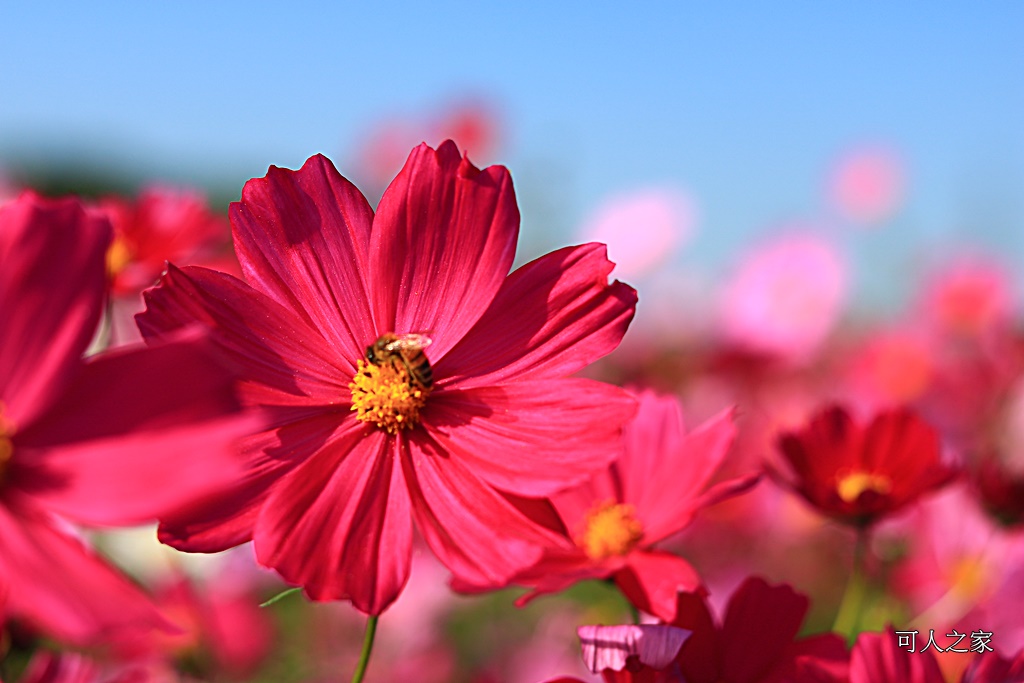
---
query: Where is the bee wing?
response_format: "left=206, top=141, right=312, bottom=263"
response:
left=385, top=333, right=433, bottom=351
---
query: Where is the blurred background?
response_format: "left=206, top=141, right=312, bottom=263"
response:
left=3, top=4, right=1022, bottom=313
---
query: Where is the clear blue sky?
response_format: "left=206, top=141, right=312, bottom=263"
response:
left=3, top=3, right=1023, bottom=306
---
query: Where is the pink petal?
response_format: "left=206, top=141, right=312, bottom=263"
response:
left=436, top=243, right=636, bottom=388
left=511, top=550, right=615, bottom=604
left=404, top=433, right=559, bottom=588
left=12, top=331, right=261, bottom=526
left=0, top=194, right=109, bottom=426
left=850, top=631, right=945, bottom=683
left=369, top=141, right=518, bottom=359
left=577, top=623, right=690, bottom=673
left=137, top=264, right=351, bottom=401
left=254, top=428, right=413, bottom=615
left=0, top=500, right=171, bottom=647
left=423, top=379, right=635, bottom=496
left=548, top=467, right=623, bottom=540
left=614, top=549, right=703, bottom=622
left=230, top=154, right=376, bottom=363
left=629, top=403, right=742, bottom=543
left=158, top=407, right=347, bottom=552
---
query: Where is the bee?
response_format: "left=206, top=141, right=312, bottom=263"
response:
left=366, top=333, right=434, bottom=390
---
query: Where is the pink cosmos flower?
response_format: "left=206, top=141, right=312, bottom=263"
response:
left=827, top=145, right=906, bottom=225
left=576, top=189, right=695, bottom=282
left=542, top=624, right=691, bottom=683
left=136, top=141, right=637, bottom=615
left=0, top=193, right=256, bottom=646
left=670, top=577, right=848, bottom=683
left=718, top=234, right=846, bottom=363
left=495, top=390, right=758, bottom=622
left=917, top=257, right=1014, bottom=340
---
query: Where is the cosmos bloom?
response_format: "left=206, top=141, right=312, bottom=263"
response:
left=960, top=649, right=1024, bottom=683
left=496, top=390, right=758, bottom=622
left=670, top=577, right=848, bottom=683
left=846, top=631, right=944, bottom=683
left=0, top=193, right=256, bottom=646
left=17, top=651, right=157, bottom=683
left=136, top=141, right=637, bottom=615
left=100, top=186, right=233, bottom=296
left=827, top=145, right=906, bottom=226
left=917, top=258, right=1014, bottom=340
left=767, top=405, right=957, bottom=527
left=718, top=233, right=846, bottom=363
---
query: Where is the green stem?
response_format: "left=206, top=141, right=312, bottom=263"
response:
left=629, top=602, right=641, bottom=625
left=350, top=614, right=379, bottom=683
left=833, top=528, right=869, bottom=642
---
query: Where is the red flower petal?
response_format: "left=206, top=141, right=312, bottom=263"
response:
left=719, top=578, right=811, bottom=683
left=0, top=500, right=171, bottom=647
left=230, top=155, right=377, bottom=364
left=850, top=631, right=944, bottom=683
left=614, top=549, right=703, bottom=623
left=622, top=399, right=738, bottom=542
left=423, top=379, right=635, bottom=496
left=404, top=433, right=556, bottom=588
left=370, top=141, right=518, bottom=359
left=436, top=243, right=637, bottom=388
left=0, top=194, right=109, bottom=426
left=254, top=428, right=413, bottom=615
left=13, top=331, right=261, bottom=526
left=137, top=264, right=351, bottom=401
left=672, top=589, right=722, bottom=683
left=158, top=407, right=346, bottom=552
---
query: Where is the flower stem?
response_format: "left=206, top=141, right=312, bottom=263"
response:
left=833, top=528, right=869, bottom=642
left=350, top=614, right=379, bottom=683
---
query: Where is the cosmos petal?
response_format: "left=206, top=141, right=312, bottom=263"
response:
left=370, top=141, right=518, bottom=359
left=0, top=500, right=170, bottom=647
left=231, top=154, right=377, bottom=363
left=254, top=427, right=413, bottom=615
left=436, top=243, right=637, bottom=388
left=157, top=407, right=348, bottom=552
left=719, top=578, right=810, bottom=683
left=578, top=623, right=690, bottom=674
left=614, top=549, right=703, bottom=622
left=0, top=194, right=109, bottom=427
left=404, top=433, right=559, bottom=588
left=14, top=330, right=261, bottom=526
left=137, top=264, right=351, bottom=400
left=424, top=379, right=635, bottom=496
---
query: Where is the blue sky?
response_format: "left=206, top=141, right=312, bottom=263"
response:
left=3, top=3, right=1023, bottom=306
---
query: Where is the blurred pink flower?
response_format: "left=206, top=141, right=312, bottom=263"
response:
left=917, top=257, right=1015, bottom=339
left=577, top=190, right=695, bottom=282
left=719, top=234, right=846, bottom=362
left=828, top=146, right=906, bottom=225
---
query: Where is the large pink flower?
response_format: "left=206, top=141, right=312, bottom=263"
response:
left=0, top=194, right=256, bottom=646
left=136, top=141, right=638, bottom=615
left=496, top=390, right=758, bottom=622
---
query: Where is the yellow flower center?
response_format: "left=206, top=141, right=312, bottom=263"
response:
left=349, top=360, right=430, bottom=434
left=107, top=235, right=133, bottom=276
left=948, top=555, right=989, bottom=601
left=577, top=500, right=644, bottom=561
left=836, top=471, right=892, bottom=503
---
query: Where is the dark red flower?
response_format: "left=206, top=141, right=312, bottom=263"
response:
left=848, top=630, right=944, bottom=683
left=136, top=142, right=637, bottom=615
left=497, top=390, right=757, bottom=621
left=0, top=193, right=256, bottom=646
left=960, top=648, right=1024, bottom=683
left=768, top=405, right=957, bottom=526
left=971, top=457, right=1024, bottom=528
left=670, top=576, right=848, bottom=683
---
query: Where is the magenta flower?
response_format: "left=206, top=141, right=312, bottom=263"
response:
left=0, top=194, right=257, bottom=646
left=136, top=141, right=637, bottom=615
left=498, top=390, right=758, bottom=622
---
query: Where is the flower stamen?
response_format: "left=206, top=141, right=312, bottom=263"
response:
left=836, top=471, right=891, bottom=503
left=349, top=360, right=430, bottom=434
left=577, top=500, right=644, bottom=561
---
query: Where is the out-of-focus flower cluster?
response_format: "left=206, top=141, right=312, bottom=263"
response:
left=1, top=118, right=1022, bottom=683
